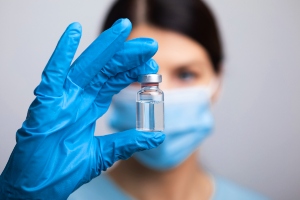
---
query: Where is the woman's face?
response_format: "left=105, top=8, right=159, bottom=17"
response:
left=128, top=24, right=217, bottom=90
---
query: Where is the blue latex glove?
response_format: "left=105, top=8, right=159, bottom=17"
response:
left=0, top=18, right=165, bottom=199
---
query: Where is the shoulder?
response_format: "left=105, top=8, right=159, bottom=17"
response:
left=212, top=176, right=269, bottom=200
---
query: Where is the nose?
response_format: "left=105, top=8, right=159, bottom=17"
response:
left=159, top=80, right=170, bottom=91
left=157, top=70, right=172, bottom=90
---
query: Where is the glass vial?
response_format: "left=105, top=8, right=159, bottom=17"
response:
left=136, top=74, right=164, bottom=132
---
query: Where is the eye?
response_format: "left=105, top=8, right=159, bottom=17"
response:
left=177, top=70, right=198, bottom=82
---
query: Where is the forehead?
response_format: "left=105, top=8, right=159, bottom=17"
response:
left=128, top=24, right=211, bottom=67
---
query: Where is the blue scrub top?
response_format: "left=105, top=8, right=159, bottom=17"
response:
left=69, top=173, right=268, bottom=200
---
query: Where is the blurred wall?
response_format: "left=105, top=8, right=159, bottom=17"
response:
left=0, top=1, right=299, bottom=199
left=201, top=1, right=300, bottom=200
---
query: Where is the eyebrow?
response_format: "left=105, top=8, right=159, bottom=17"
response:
left=173, top=60, right=206, bottom=70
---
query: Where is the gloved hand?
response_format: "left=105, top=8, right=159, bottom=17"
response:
left=0, top=18, right=165, bottom=200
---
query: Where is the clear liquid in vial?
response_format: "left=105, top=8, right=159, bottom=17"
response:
left=136, top=100, right=164, bottom=131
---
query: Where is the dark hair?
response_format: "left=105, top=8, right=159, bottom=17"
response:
left=102, top=0, right=223, bottom=74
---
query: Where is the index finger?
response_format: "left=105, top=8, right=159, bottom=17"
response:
left=68, top=18, right=132, bottom=88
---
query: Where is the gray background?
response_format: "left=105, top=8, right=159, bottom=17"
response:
left=0, top=1, right=299, bottom=199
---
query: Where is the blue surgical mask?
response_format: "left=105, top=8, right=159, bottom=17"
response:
left=108, top=85, right=215, bottom=170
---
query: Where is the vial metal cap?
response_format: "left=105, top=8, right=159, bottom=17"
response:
left=138, top=74, right=162, bottom=83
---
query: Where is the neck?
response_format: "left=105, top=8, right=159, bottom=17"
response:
left=108, top=151, right=213, bottom=200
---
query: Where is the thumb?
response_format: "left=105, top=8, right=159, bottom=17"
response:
left=95, top=129, right=165, bottom=171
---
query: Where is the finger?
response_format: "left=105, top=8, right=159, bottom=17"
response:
left=95, top=59, right=159, bottom=103
left=34, top=22, right=82, bottom=97
left=87, top=38, right=158, bottom=93
left=98, top=38, right=158, bottom=78
left=95, top=129, right=165, bottom=170
left=68, top=18, right=132, bottom=88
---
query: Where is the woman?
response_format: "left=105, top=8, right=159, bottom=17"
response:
left=70, top=0, right=267, bottom=199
